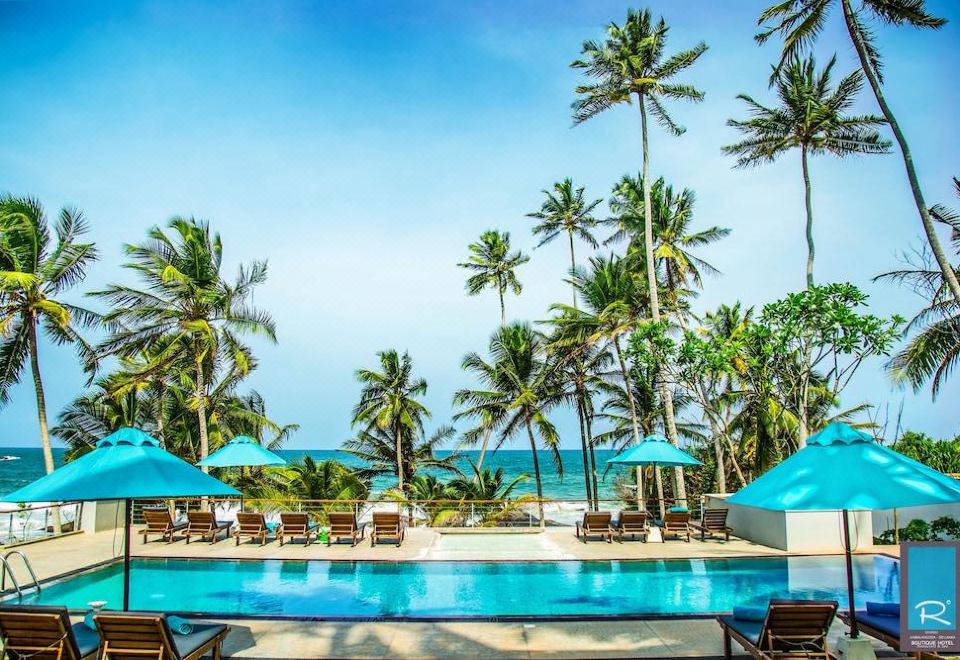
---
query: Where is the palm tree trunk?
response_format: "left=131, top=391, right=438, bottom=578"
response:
left=801, top=146, right=815, bottom=289
left=841, top=0, right=960, bottom=304
left=638, top=96, right=688, bottom=506
left=586, top=416, right=600, bottom=511
left=654, top=466, right=666, bottom=519
left=473, top=426, right=493, bottom=479
left=195, top=357, right=210, bottom=472
left=498, top=289, right=506, bottom=326
left=568, top=230, right=578, bottom=308
left=28, top=317, right=61, bottom=534
left=524, top=418, right=545, bottom=528
left=612, top=336, right=643, bottom=506
left=155, top=380, right=166, bottom=449
left=575, top=393, right=594, bottom=507
left=395, top=425, right=405, bottom=493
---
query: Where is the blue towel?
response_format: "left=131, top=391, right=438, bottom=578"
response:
left=733, top=605, right=767, bottom=622
left=83, top=610, right=97, bottom=630
left=167, top=615, right=193, bottom=635
left=865, top=601, right=900, bottom=617
left=669, top=506, right=689, bottom=513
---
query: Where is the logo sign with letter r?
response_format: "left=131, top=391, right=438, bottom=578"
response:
left=901, top=542, right=960, bottom=653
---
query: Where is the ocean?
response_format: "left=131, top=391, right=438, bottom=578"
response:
left=0, top=447, right=630, bottom=501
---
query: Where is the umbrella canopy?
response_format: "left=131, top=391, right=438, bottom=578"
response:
left=607, top=434, right=703, bottom=468
left=195, top=435, right=286, bottom=468
left=5, top=427, right=240, bottom=503
left=726, top=421, right=960, bottom=641
left=727, top=422, right=960, bottom=511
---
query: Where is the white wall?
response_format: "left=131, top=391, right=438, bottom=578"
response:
left=80, top=500, right=125, bottom=534
left=872, top=503, right=960, bottom=538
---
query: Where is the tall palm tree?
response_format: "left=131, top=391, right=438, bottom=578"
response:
left=572, top=9, right=707, bottom=503
left=877, top=178, right=960, bottom=398
left=93, top=217, right=275, bottom=470
left=454, top=323, right=564, bottom=526
left=756, top=0, right=959, bottom=303
left=0, top=197, right=99, bottom=531
left=724, top=55, right=890, bottom=288
left=351, top=350, right=431, bottom=493
left=527, top=179, right=602, bottom=306
left=457, top=230, right=529, bottom=324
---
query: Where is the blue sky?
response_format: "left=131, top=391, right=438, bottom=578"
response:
left=0, top=0, right=957, bottom=450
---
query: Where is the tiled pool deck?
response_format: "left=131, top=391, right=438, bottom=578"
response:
left=8, top=528, right=906, bottom=659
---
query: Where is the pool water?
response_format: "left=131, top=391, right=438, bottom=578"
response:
left=20, top=555, right=900, bottom=618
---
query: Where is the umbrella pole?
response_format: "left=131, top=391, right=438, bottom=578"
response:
left=123, top=498, right=132, bottom=611
left=842, top=508, right=859, bottom=638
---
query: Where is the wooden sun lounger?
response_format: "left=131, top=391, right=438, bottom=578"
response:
left=184, top=511, right=231, bottom=544
left=691, top=508, right=734, bottom=542
left=328, top=511, right=366, bottom=546
left=717, top=599, right=838, bottom=659
left=615, top=510, right=649, bottom=542
left=141, top=508, right=187, bottom=544
left=0, top=605, right=100, bottom=660
left=838, top=611, right=941, bottom=660
left=370, top=511, right=404, bottom=547
left=95, top=612, right=228, bottom=660
left=234, top=511, right=270, bottom=546
left=660, top=511, right=692, bottom=542
left=278, top=512, right=318, bottom=546
left=575, top=511, right=614, bottom=543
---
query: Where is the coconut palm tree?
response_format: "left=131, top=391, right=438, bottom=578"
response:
left=755, top=0, right=959, bottom=303
left=527, top=179, right=602, bottom=306
left=283, top=456, right=370, bottom=502
left=93, top=217, right=276, bottom=470
left=572, top=9, right=707, bottom=503
left=0, top=196, right=99, bottom=530
left=723, top=55, right=889, bottom=288
left=457, top=230, right=529, bottom=324
left=877, top=178, right=960, bottom=397
left=343, top=423, right=460, bottom=489
left=454, top=323, right=564, bottom=526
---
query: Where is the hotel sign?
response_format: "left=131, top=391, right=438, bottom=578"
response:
left=901, top=542, right=960, bottom=654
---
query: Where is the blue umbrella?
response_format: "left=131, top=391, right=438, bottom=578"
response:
left=196, top=435, right=286, bottom=468
left=607, top=434, right=703, bottom=517
left=728, top=422, right=960, bottom=638
left=4, top=427, right=239, bottom=610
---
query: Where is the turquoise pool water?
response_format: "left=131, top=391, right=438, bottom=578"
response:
left=20, top=555, right=899, bottom=618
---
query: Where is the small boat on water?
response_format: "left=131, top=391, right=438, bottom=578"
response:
left=0, top=456, right=20, bottom=461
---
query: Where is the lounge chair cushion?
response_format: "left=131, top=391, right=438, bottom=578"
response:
left=865, top=601, right=900, bottom=617
left=857, top=611, right=900, bottom=638
left=718, top=614, right=763, bottom=645
left=71, top=621, right=101, bottom=658
left=669, top=506, right=688, bottom=513
left=732, top=605, right=767, bottom=622
left=171, top=621, right=228, bottom=658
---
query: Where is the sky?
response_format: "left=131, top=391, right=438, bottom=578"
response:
left=0, top=0, right=957, bottom=450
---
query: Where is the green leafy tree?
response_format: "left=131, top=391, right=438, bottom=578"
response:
left=572, top=10, right=707, bottom=503
left=457, top=230, right=529, bottom=324
left=343, top=423, right=460, bottom=489
left=756, top=0, right=960, bottom=303
left=724, top=55, right=889, bottom=288
left=527, top=178, right=602, bottom=306
left=93, top=217, right=276, bottom=470
left=892, top=431, right=960, bottom=474
left=283, top=456, right=370, bottom=501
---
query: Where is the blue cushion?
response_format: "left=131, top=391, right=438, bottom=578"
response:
left=71, top=621, right=101, bottom=658
left=857, top=611, right=900, bottom=638
left=733, top=605, right=767, bottom=622
left=718, top=614, right=763, bottom=645
left=669, top=506, right=689, bottom=513
left=167, top=614, right=194, bottom=635
left=865, top=601, right=900, bottom=617
left=83, top=609, right=96, bottom=630
left=171, top=622, right=228, bottom=657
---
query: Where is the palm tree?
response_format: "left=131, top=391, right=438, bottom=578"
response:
left=724, top=55, right=890, bottom=288
left=284, top=456, right=370, bottom=501
left=756, top=0, right=960, bottom=303
left=572, top=9, right=707, bottom=503
left=351, top=350, right=433, bottom=493
left=527, top=179, right=602, bottom=306
left=0, top=197, right=99, bottom=531
left=454, top=323, right=564, bottom=526
left=93, top=217, right=276, bottom=470
left=343, top=423, right=460, bottom=488
left=877, top=178, right=960, bottom=398
left=448, top=461, right=529, bottom=501
left=457, top=230, right=529, bottom=324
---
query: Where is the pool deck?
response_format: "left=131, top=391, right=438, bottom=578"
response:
left=9, top=529, right=905, bottom=659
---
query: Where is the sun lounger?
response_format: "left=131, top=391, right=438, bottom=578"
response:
left=691, top=508, right=734, bottom=542
left=615, top=510, right=649, bottom=542
left=717, top=599, right=838, bottom=659
left=838, top=609, right=941, bottom=660
left=327, top=511, right=366, bottom=546
left=141, top=508, right=187, bottom=544
left=95, top=612, right=228, bottom=660
left=234, top=511, right=270, bottom=546
left=371, top=511, right=405, bottom=547
left=0, top=604, right=100, bottom=660
left=278, top=512, right=318, bottom=546
left=575, top=511, right=614, bottom=543
left=660, top=510, right=692, bottom=542
left=184, top=511, right=231, bottom=544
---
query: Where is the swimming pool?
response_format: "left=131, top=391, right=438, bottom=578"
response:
left=20, top=555, right=899, bottom=619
